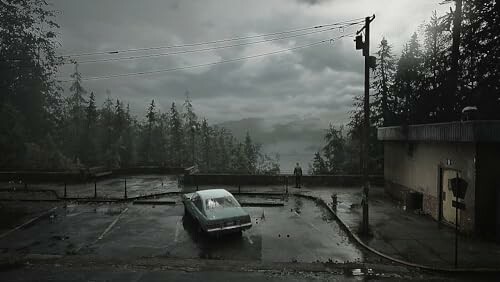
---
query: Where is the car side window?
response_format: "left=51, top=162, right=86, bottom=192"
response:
left=194, top=196, right=203, bottom=212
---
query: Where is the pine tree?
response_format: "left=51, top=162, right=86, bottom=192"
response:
left=372, top=38, right=397, bottom=126
left=0, top=0, right=63, bottom=167
left=99, top=93, right=115, bottom=166
left=183, top=93, right=198, bottom=165
left=420, top=11, right=452, bottom=122
left=323, top=125, right=347, bottom=174
left=244, top=131, right=258, bottom=174
left=142, top=99, right=156, bottom=163
left=310, top=151, right=328, bottom=175
left=394, top=33, right=425, bottom=125
left=169, top=102, right=183, bottom=166
left=122, top=103, right=137, bottom=167
left=200, top=118, right=211, bottom=171
left=82, top=92, right=98, bottom=165
left=67, top=63, right=88, bottom=163
left=461, top=0, right=500, bottom=119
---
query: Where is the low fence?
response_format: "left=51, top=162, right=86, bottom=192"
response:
left=183, top=174, right=384, bottom=187
left=0, top=166, right=194, bottom=183
left=112, top=166, right=188, bottom=176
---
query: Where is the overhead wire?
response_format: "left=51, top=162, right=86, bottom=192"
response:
left=70, top=22, right=363, bottom=65
left=60, top=18, right=365, bottom=58
left=58, top=33, right=356, bottom=82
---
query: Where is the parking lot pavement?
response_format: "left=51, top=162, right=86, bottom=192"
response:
left=0, top=195, right=365, bottom=264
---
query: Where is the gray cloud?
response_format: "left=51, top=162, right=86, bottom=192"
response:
left=52, top=0, right=451, bottom=127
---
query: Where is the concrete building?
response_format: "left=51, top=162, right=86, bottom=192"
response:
left=378, top=121, right=500, bottom=239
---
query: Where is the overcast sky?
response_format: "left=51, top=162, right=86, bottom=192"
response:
left=53, top=0, right=451, bottom=127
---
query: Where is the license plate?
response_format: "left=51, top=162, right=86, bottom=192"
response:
left=225, top=221, right=235, bottom=226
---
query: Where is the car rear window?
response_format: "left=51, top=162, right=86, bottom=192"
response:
left=205, top=196, right=240, bottom=209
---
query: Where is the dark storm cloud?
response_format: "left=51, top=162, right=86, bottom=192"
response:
left=52, top=0, right=451, bottom=125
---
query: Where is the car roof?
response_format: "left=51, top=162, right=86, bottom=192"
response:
left=196, top=189, right=232, bottom=200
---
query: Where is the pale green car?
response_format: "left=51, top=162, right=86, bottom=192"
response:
left=182, top=189, right=252, bottom=235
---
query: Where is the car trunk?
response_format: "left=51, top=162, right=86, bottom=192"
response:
left=205, top=207, right=248, bottom=221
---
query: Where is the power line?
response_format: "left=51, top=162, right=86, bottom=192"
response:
left=71, top=23, right=362, bottom=65
left=59, top=33, right=355, bottom=82
left=60, top=18, right=365, bottom=58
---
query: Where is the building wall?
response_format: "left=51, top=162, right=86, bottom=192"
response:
left=384, top=141, right=476, bottom=231
left=475, top=144, right=500, bottom=239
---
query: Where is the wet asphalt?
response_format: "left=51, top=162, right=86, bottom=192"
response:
left=0, top=195, right=363, bottom=264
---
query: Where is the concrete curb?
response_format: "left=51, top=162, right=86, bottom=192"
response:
left=133, top=200, right=177, bottom=205
left=293, top=192, right=500, bottom=273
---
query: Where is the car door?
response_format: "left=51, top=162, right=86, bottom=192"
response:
left=191, top=194, right=205, bottom=222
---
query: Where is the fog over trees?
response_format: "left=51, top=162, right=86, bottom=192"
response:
left=0, top=0, right=279, bottom=174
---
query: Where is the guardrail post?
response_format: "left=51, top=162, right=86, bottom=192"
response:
left=94, top=179, right=97, bottom=198
left=64, top=182, right=67, bottom=198
left=124, top=178, right=127, bottom=199
left=285, top=176, right=288, bottom=194
left=286, top=176, right=288, bottom=194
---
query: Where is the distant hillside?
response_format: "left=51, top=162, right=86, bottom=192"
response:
left=217, top=117, right=327, bottom=172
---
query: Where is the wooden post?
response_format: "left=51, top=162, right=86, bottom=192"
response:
left=124, top=178, right=127, bottom=199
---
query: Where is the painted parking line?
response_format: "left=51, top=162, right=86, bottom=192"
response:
left=174, top=218, right=181, bottom=243
left=245, top=232, right=254, bottom=245
left=97, top=207, right=129, bottom=240
left=0, top=206, right=58, bottom=239
left=75, top=207, right=129, bottom=254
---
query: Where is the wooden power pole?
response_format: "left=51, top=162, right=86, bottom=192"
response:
left=355, top=15, right=375, bottom=235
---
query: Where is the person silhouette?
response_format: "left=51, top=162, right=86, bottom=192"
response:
left=293, top=162, right=303, bottom=188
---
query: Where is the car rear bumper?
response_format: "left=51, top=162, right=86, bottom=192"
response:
left=206, top=222, right=252, bottom=234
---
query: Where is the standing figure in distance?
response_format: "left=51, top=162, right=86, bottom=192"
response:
left=293, top=162, right=303, bottom=188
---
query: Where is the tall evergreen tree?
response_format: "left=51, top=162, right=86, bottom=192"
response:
left=372, top=38, right=397, bottom=126
left=419, top=11, right=453, bottom=122
left=200, top=118, right=211, bottom=171
left=82, top=92, right=98, bottom=165
left=244, top=132, right=258, bottom=173
left=0, top=0, right=63, bottom=168
left=310, top=151, right=328, bottom=175
left=461, top=0, right=500, bottom=119
left=394, top=33, right=425, bottom=125
left=183, top=93, right=198, bottom=165
left=67, top=63, right=87, bottom=163
left=169, top=102, right=183, bottom=166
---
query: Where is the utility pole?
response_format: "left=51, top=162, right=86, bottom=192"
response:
left=355, top=15, right=376, bottom=235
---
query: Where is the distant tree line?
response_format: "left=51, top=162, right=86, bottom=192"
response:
left=0, top=0, right=280, bottom=174
left=310, top=0, right=499, bottom=175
